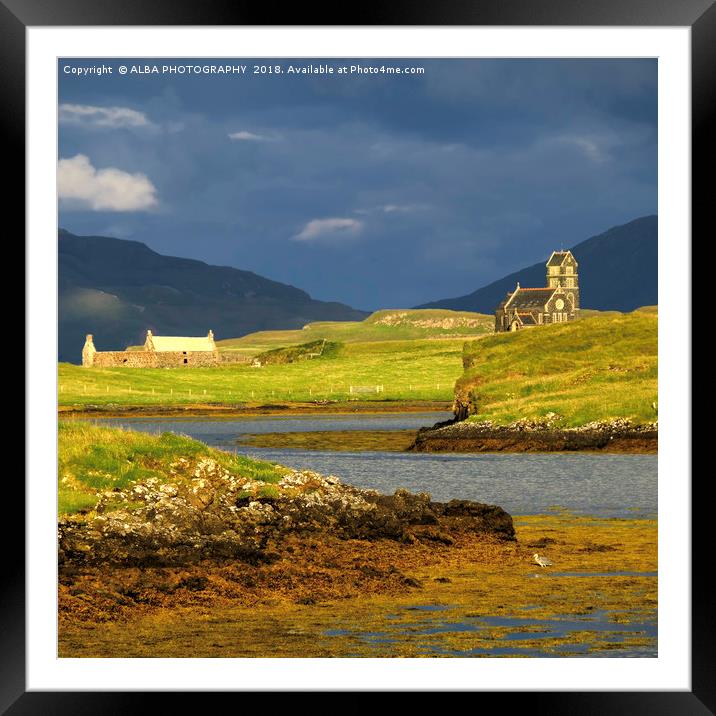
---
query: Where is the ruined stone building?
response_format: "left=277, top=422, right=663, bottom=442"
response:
left=494, top=250, right=580, bottom=332
left=82, top=330, right=221, bottom=367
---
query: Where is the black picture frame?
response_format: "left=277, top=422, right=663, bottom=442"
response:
left=10, top=0, right=705, bottom=711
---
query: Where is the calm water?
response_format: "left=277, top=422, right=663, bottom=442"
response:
left=325, top=607, right=658, bottom=658
left=98, top=412, right=657, bottom=518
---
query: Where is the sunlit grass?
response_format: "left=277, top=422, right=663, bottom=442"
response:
left=218, top=309, right=493, bottom=354
left=457, top=310, right=658, bottom=426
left=58, top=337, right=476, bottom=405
left=58, top=421, right=286, bottom=515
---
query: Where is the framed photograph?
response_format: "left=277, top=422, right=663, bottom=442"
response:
left=12, top=0, right=706, bottom=710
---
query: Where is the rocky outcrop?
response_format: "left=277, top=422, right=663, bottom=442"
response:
left=409, top=418, right=658, bottom=454
left=58, top=459, right=514, bottom=568
left=372, top=311, right=485, bottom=329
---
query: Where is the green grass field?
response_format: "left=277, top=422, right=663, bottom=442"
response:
left=58, top=421, right=286, bottom=515
left=456, top=307, right=658, bottom=427
left=59, top=309, right=493, bottom=406
left=59, top=337, right=476, bottom=405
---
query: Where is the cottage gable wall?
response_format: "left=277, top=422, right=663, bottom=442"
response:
left=81, top=329, right=246, bottom=368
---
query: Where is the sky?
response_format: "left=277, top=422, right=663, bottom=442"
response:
left=58, top=58, right=657, bottom=310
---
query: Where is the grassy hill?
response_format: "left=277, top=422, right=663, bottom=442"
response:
left=58, top=309, right=493, bottom=407
left=218, top=309, right=493, bottom=357
left=455, top=309, right=658, bottom=427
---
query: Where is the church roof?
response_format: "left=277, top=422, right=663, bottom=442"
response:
left=546, top=251, right=571, bottom=267
left=150, top=336, right=216, bottom=352
left=507, top=287, right=556, bottom=310
left=517, top=312, right=538, bottom=325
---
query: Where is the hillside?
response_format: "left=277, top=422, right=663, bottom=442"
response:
left=454, top=309, right=658, bottom=427
left=418, top=215, right=657, bottom=313
left=218, top=308, right=493, bottom=356
left=58, top=229, right=367, bottom=363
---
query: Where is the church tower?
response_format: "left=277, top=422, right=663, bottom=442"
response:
left=546, top=250, right=580, bottom=313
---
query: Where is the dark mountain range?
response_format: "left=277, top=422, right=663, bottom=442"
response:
left=58, top=229, right=368, bottom=363
left=417, top=215, right=657, bottom=314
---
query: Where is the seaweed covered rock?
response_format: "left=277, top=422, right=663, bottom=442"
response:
left=58, top=460, right=514, bottom=568
left=409, top=418, right=658, bottom=453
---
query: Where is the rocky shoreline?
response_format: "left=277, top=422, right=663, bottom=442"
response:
left=59, top=459, right=515, bottom=571
left=408, top=417, right=658, bottom=454
left=58, top=456, right=517, bottom=625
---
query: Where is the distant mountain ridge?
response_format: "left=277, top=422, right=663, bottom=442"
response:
left=58, top=229, right=368, bottom=363
left=416, top=216, right=657, bottom=314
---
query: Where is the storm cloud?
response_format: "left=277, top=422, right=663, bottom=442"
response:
left=58, top=58, right=657, bottom=310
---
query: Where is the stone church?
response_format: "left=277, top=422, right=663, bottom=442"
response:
left=82, top=329, right=221, bottom=367
left=494, top=250, right=580, bottom=332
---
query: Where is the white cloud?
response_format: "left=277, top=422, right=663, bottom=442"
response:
left=293, top=218, right=364, bottom=243
left=58, top=154, right=158, bottom=212
left=228, top=130, right=276, bottom=142
left=59, top=103, right=152, bottom=129
left=355, top=203, right=429, bottom=215
left=554, top=135, right=609, bottom=163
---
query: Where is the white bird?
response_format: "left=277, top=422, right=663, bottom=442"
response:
left=533, top=553, right=554, bottom=568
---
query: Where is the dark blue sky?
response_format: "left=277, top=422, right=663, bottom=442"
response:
left=58, top=58, right=657, bottom=310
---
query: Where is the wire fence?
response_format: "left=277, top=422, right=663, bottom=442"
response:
left=59, top=382, right=452, bottom=400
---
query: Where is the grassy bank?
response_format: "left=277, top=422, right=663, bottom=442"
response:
left=456, top=308, right=657, bottom=427
left=58, top=421, right=286, bottom=515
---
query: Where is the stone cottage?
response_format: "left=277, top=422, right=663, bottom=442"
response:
left=82, top=330, right=220, bottom=367
left=494, top=250, right=580, bottom=332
